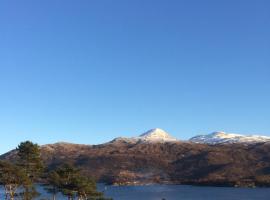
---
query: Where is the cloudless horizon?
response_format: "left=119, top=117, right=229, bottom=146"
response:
left=0, top=0, right=269, bottom=154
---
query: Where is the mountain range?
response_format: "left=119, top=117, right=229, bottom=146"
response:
left=2, top=128, right=270, bottom=187
left=111, top=128, right=270, bottom=145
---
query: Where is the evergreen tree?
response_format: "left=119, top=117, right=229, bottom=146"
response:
left=0, top=161, right=30, bottom=200
left=73, top=176, right=102, bottom=200
left=16, top=141, right=44, bottom=199
left=17, top=141, right=44, bottom=180
left=47, top=164, right=105, bottom=200
left=46, top=170, right=61, bottom=200
left=51, top=164, right=80, bottom=199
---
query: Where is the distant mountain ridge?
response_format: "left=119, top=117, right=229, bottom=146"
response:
left=189, top=131, right=270, bottom=144
left=109, top=128, right=270, bottom=145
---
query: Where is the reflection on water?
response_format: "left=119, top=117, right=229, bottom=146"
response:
left=102, top=184, right=270, bottom=200
left=1, top=184, right=270, bottom=200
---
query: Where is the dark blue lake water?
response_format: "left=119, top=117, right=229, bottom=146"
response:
left=1, top=184, right=270, bottom=200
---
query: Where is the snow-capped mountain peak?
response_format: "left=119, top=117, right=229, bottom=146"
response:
left=138, top=128, right=178, bottom=142
left=189, top=131, right=270, bottom=144
left=110, top=128, right=178, bottom=144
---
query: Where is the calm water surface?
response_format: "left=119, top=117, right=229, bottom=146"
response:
left=1, top=184, right=270, bottom=200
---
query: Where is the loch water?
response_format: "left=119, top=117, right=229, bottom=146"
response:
left=1, top=184, right=270, bottom=200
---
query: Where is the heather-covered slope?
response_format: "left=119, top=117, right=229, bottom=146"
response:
left=2, top=140, right=270, bottom=187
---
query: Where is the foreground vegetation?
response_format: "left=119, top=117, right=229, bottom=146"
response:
left=0, top=141, right=111, bottom=200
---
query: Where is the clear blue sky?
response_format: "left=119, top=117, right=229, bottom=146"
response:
left=0, top=0, right=269, bottom=154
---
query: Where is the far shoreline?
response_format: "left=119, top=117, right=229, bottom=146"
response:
left=101, top=181, right=264, bottom=189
